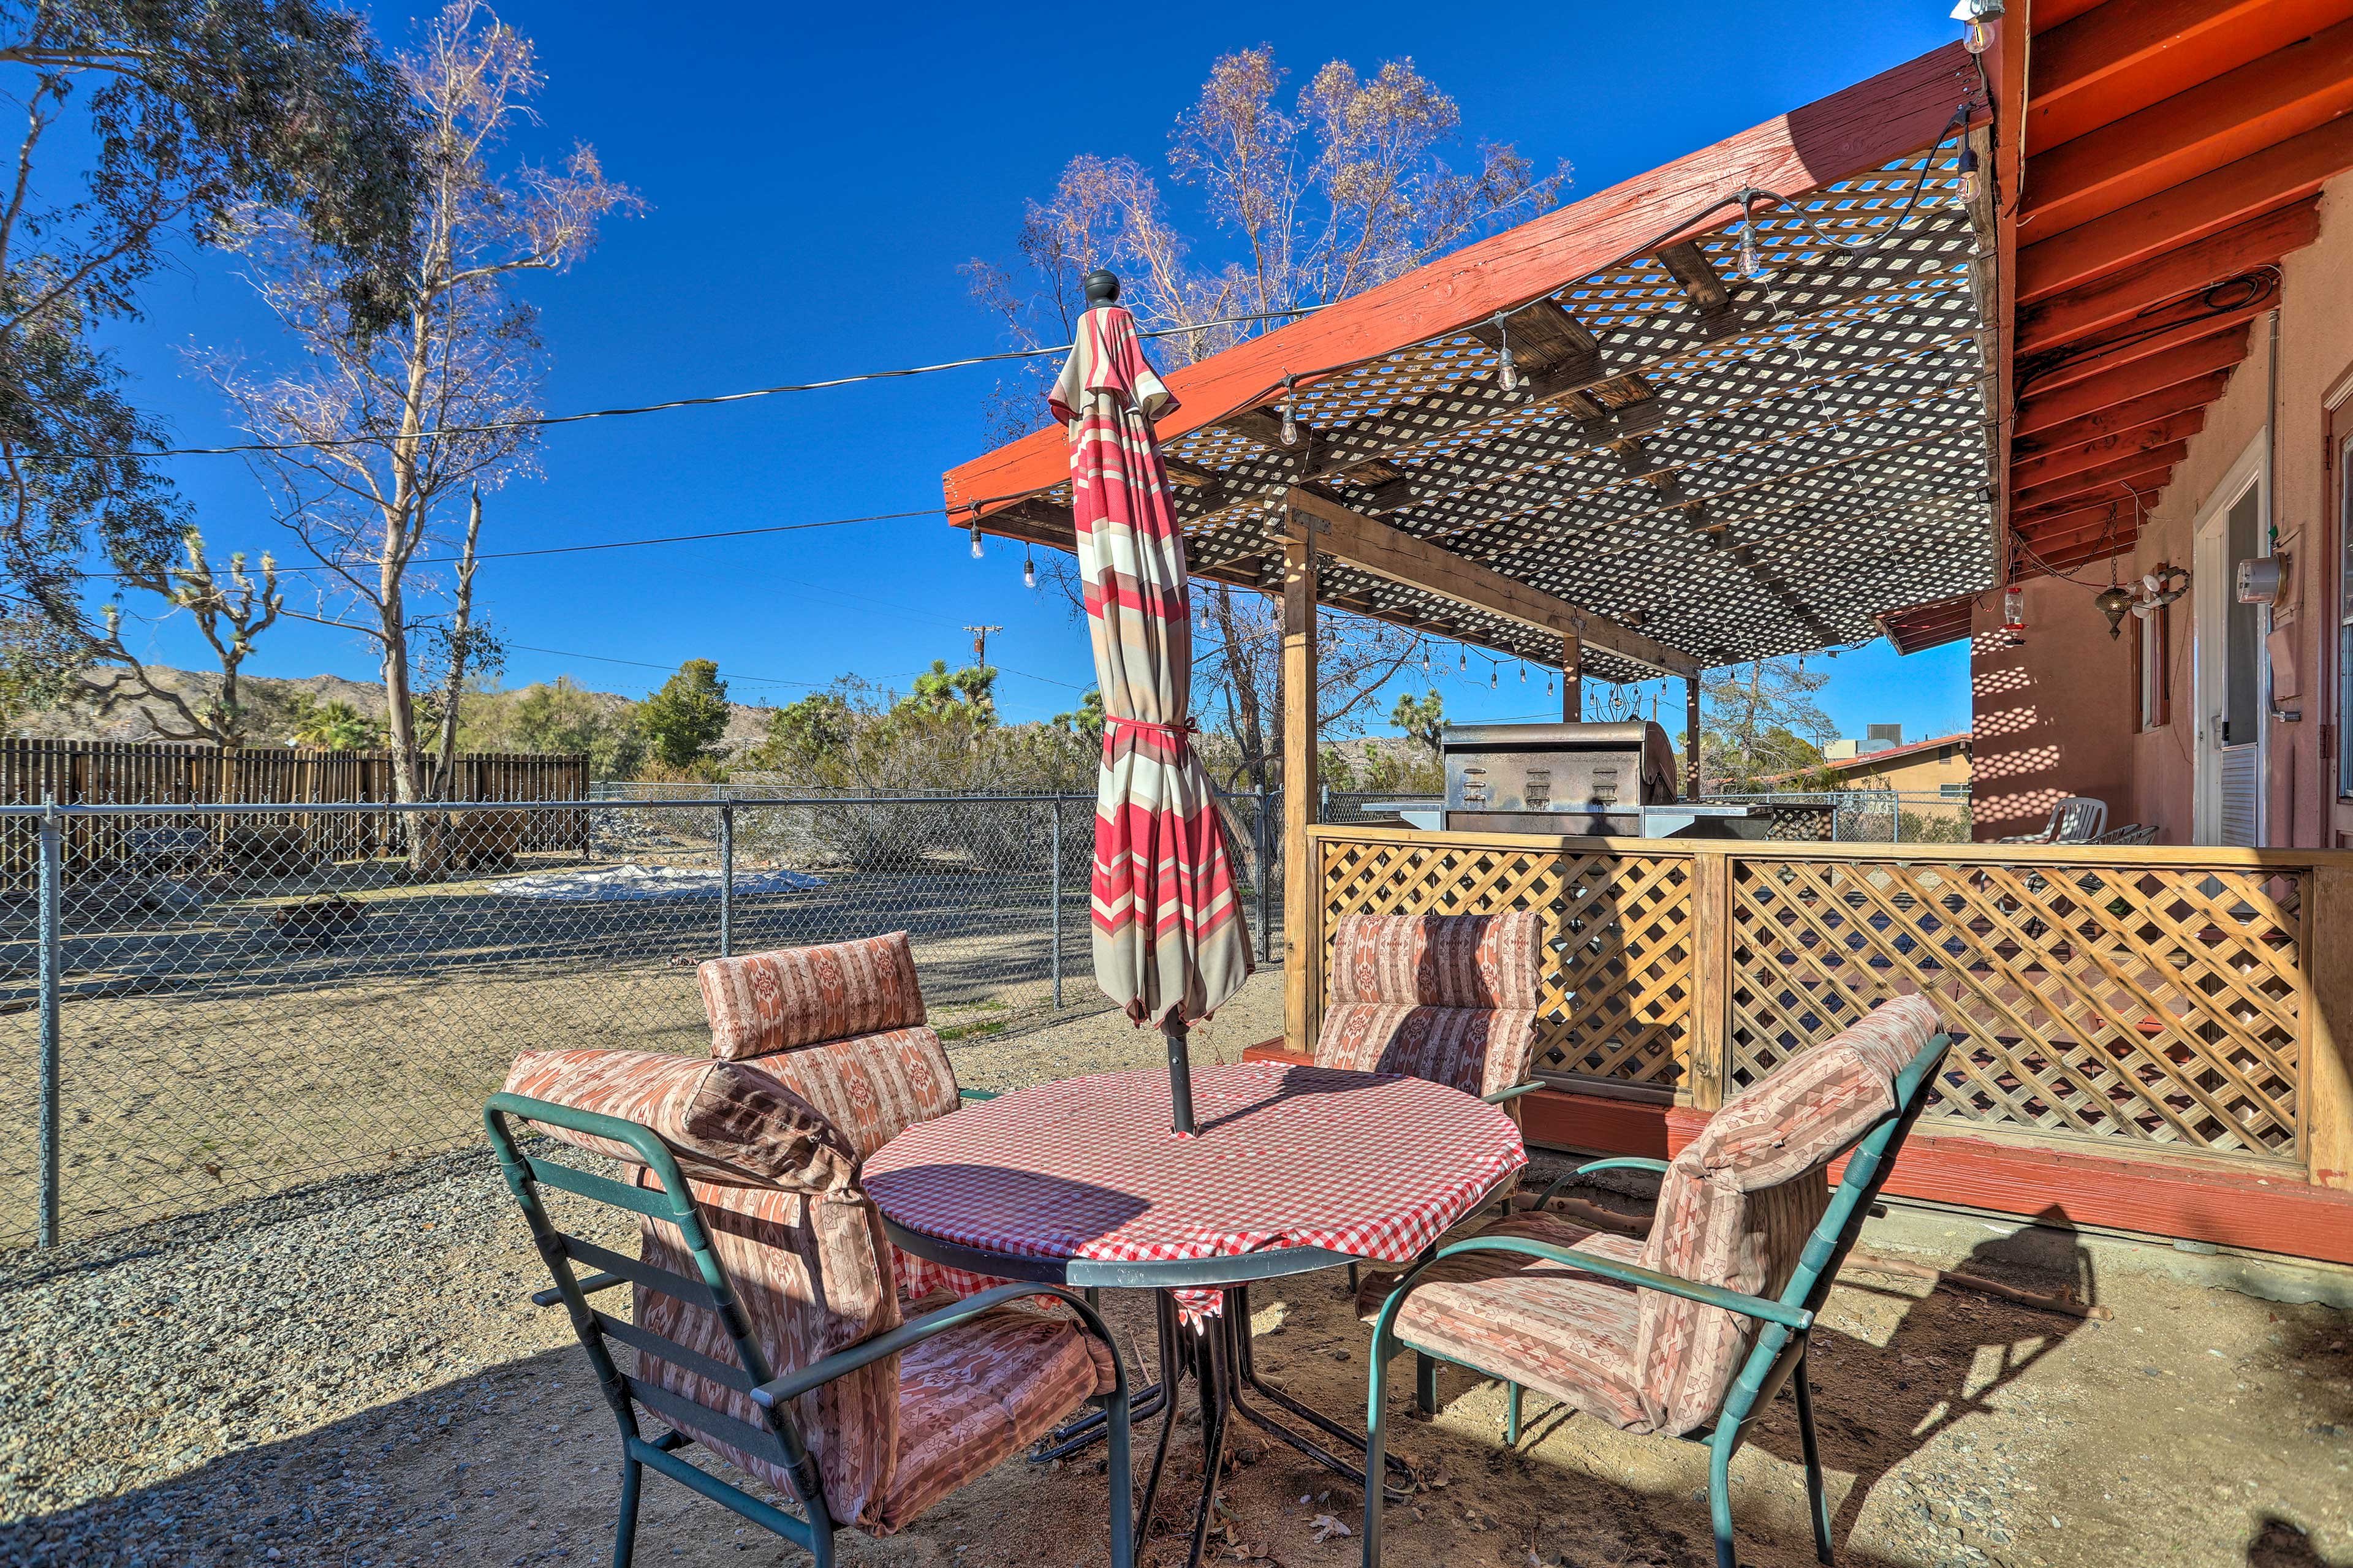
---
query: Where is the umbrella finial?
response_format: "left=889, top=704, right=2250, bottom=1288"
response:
left=1083, top=268, right=1121, bottom=310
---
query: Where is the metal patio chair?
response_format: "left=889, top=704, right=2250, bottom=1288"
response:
left=487, top=1046, right=1135, bottom=1568
left=1358, top=993, right=1952, bottom=1568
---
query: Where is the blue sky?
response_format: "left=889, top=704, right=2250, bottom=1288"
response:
left=93, top=0, right=1974, bottom=746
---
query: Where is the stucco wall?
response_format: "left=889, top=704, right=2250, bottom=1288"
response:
left=1970, top=575, right=2137, bottom=838
left=1840, top=746, right=1972, bottom=793
left=2118, top=172, right=2353, bottom=848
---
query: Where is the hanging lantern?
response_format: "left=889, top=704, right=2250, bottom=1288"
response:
left=2095, top=584, right=2134, bottom=638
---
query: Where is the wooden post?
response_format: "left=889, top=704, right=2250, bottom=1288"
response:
left=1686, top=847, right=1733, bottom=1113
left=1684, top=676, right=1703, bottom=799
left=2304, top=866, right=2353, bottom=1190
left=1561, top=635, right=1582, bottom=722
left=1282, top=526, right=1321, bottom=1055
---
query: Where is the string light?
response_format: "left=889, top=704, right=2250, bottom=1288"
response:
left=1458, top=647, right=1467, bottom=672
left=1489, top=663, right=1498, bottom=689
left=1737, top=199, right=1760, bottom=280
left=1955, top=144, right=1981, bottom=205
left=1495, top=314, right=1519, bottom=393
left=1518, top=664, right=1526, bottom=683
left=969, top=521, right=983, bottom=559
left=1023, top=548, right=1037, bottom=589
left=1279, top=374, right=1300, bottom=447
left=1420, top=645, right=1431, bottom=673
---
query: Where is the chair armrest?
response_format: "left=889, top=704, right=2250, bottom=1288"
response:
left=957, top=1086, right=1000, bottom=1102
left=531, top=1269, right=626, bottom=1309
left=1368, top=1236, right=1810, bottom=1359
left=1480, top=1081, right=1544, bottom=1105
left=750, top=1281, right=1127, bottom=1411
left=1529, top=1156, right=1669, bottom=1209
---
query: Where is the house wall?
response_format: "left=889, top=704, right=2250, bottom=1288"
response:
left=1839, top=745, right=1971, bottom=793
left=2120, top=172, right=2353, bottom=848
left=1970, top=172, right=2353, bottom=846
left=1969, top=574, right=2137, bottom=838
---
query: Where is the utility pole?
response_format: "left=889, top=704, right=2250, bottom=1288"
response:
left=964, top=624, right=1004, bottom=665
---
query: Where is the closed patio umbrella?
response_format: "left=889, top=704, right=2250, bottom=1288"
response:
left=1048, top=269, right=1254, bottom=1134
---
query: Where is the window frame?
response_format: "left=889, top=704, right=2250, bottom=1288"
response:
left=2136, top=596, right=2171, bottom=733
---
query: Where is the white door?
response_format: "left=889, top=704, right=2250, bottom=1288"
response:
left=2194, top=444, right=2269, bottom=846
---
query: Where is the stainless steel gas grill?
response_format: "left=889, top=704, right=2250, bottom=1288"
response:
left=1435, top=721, right=1759, bottom=838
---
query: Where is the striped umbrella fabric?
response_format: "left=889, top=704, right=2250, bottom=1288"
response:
left=1050, top=303, right=1254, bottom=1032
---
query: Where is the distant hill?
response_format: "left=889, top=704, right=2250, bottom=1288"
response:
left=13, top=665, right=779, bottom=752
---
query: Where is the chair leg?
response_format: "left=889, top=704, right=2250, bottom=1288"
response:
left=1505, top=1381, right=1522, bottom=1446
left=1414, top=1352, right=1436, bottom=1416
left=1362, top=1345, right=1396, bottom=1568
left=1708, top=1432, right=1737, bottom=1568
left=1793, top=1349, right=1834, bottom=1565
left=612, top=1453, right=643, bottom=1568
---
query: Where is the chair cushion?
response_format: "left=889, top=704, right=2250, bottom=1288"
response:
left=699, top=933, right=928, bottom=1061
left=1316, top=1002, right=1539, bottom=1099
left=866, top=1305, right=1116, bottom=1535
left=502, top=1048, right=856, bottom=1193
left=1634, top=992, right=1941, bottom=1434
left=744, top=1026, right=961, bottom=1162
left=1371, top=1211, right=1653, bottom=1433
left=632, top=1177, right=903, bottom=1529
left=1328, top=912, right=1545, bottom=1008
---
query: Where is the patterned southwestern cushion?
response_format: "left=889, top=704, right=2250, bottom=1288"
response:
left=1316, top=1001, right=1540, bottom=1099
left=1632, top=991, right=1942, bottom=1435
left=699, top=933, right=927, bottom=1061
left=502, top=1048, right=856, bottom=1193
left=1371, top=1211, right=1651, bottom=1432
left=1328, top=911, right=1546, bottom=1009
left=634, top=1173, right=1110, bottom=1537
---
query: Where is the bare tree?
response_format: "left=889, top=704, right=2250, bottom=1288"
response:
left=196, top=0, right=634, bottom=814
left=420, top=485, right=502, bottom=797
left=73, top=528, right=284, bottom=744
left=972, top=46, right=1565, bottom=771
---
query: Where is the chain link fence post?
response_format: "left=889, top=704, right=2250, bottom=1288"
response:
left=1254, top=788, right=1273, bottom=966
left=37, top=794, right=63, bottom=1248
left=718, top=798, right=735, bottom=959
left=1048, top=797, right=1064, bottom=1008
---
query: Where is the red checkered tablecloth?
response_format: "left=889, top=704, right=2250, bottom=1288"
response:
left=865, top=1062, right=1525, bottom=1316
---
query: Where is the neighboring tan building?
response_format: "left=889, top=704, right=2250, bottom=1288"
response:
left=1818, top=732, right=1974, bottom=795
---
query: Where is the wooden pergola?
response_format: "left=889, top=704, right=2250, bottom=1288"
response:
left=945, top=44, right=2004, bottom=1046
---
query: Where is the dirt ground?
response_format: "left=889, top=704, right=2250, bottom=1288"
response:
left=2, top=974, right=2347, bottom=1568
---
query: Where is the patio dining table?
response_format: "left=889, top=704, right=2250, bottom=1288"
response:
left=863, top=1059, right=1526, bottom=1568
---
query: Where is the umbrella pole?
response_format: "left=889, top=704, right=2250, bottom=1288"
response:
left=1162, top=1013, right=1197, bottom=1135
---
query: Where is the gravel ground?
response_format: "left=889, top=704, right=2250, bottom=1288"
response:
left=2, top=973, right=2349, bottom=1568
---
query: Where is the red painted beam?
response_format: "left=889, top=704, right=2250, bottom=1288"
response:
left=2009, top=373, right=2232, bottom=457
left=2015, top=301, right=2270, bottom=400
left=1665, top=1108, right=2353, bottom=1268
left=2013, top=446, right=2189, bottom=514
left=2028, top=0, right=2353, bottom=154
left=2015, top=200, right=2321, bottom=354
left=2015, top=492, right=2170, bottom=549
left=945, top=44, right=1985, bottom=520
left=2023, top=528, right=2147, bottom=577
left=2018, top=115, right=2353, bottom=301
left=2012, top=326, right=2249, bottom=437
left=2025, top=17, right=2353, bottom=236
left=2008, top=411, right=2208, bottom=489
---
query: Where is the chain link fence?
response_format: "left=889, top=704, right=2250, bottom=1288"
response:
left=2, top=792, right=1286, bottom=1250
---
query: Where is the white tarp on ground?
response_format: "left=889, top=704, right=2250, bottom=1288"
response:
left=493, top=864, right=824, bottom=902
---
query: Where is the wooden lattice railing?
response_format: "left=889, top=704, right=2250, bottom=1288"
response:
left=1308, top=826, right=2353, bottom=1187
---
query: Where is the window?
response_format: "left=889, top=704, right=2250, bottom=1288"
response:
left=2340, top=430, right=2353, bottom=794
left=1939, top=781, right=1969, bottom=798
left=2137, top=597, right=2170, bottom=732
left=2224, top=485, right=2262, bottom=746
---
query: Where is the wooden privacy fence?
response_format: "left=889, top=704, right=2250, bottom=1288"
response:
left=0, top=740, right=590, bottom=879
left=1308, top=825, right=2353, bottom=1192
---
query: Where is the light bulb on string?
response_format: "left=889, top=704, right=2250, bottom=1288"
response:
left=1458, top=647, right=1468, bottom=673
left=1023, top=551, right=1037, bottom=589
left=1737, top=211, right=1759, bottom=281
left=1956, top=144, right=1981, bottom=205
left=1420, top=645, right=1431, bottom=673
left=1279, top=374, right=1300, bottom=447
left=1488, top=663, right=1498, bottom=689
left=1518, top=664, right=1526, bottom=683
left=969, top=521, right=983, bottom=560
left=1495, top=316, right=1518, bottom=393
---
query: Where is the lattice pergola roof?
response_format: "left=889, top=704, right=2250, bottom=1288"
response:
left=945, top=48, right=2001, bottom=684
